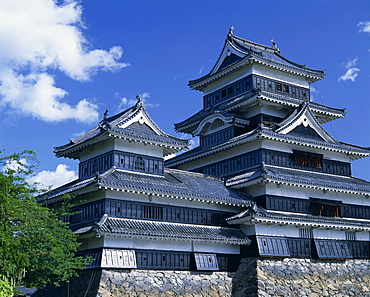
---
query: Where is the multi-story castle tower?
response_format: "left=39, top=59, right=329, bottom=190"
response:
left=166, top=28, right=370, bottom=260
left=37, top=29, right=370, bottom=296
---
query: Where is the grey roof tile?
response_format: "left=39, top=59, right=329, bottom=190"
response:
left=42, top=168, right=253, bottom=207
left=228, top=205, right=370, bottom=230
left=98, top=168, right=253, bottom=207
left=226, top=164, right=370, bottom=194
left=94, top=216, right=251, bottom=245
left=54, top=102, right=189, bottom=158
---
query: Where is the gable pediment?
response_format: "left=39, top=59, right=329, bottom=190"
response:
left=287, top=124, right=325, bottom=142
left=126, top=122, right=156, bottom=134
left=115, top=104, right=162, bottom=135
left=210, top=39, right=246, bottom=75
left=275, top=103, right=337, bottom=144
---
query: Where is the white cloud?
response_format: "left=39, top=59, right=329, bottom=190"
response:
left=27, top=164, right=77, bottom=190
left=2, top=157, right=28, bottom=173
left=358, top=21, right=370, bottom=33
left=338, top=57, right=360, bottom=82
left=0, top=0, right=128, bottom=123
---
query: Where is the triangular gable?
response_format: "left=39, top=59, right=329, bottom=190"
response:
left=126, top=122, right=156, bottom=134
left=210, top=33, right=246, bottom=76
left=275, top=103, right=337, bottom=144
left=114, top=101, right=163, bottom=136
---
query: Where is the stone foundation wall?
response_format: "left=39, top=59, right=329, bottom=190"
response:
left=235, top=258, right=370, bottom=297
left=33, top=258, right=370, bottom=296
left=33, top=269, right=237, bottom=297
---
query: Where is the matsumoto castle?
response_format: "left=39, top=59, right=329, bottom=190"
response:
left=37, top=29, right=370, bottom=297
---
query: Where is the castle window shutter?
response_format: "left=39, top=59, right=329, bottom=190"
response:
left=257, top=236, right=290, bottom=257
left=194, top=253, right=219, bottom=271
left=101, top=249, right=137, bottom=268
left=314, top=239, right=352, bottom=259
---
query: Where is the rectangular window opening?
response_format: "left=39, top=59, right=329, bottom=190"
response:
left=294, top=151, right=323, bottom=169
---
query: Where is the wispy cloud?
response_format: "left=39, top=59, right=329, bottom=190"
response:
left=116, top=92, right=160, bottom=112
left=0, top=0, right=128, bottom=123
left=27, top=164, right=77, bottom=190
left=338, top=57, right=360, bottom=82
left=358, top=21, right=370, bottom=33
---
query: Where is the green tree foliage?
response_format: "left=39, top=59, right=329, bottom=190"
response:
left=0, top=150, right=87, bottom=292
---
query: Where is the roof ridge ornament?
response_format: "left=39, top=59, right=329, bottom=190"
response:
left=136, top=94, right=145, bottom=109
left=229, top=26, right=235, bottom=35
left=271, top=38, right=279, bottom=51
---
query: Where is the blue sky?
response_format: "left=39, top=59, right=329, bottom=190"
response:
left=1, top=0, right=370, bottom=188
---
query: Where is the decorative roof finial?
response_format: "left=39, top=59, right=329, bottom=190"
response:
left=136, top=94, right=143, bottom=108
left=229, top=26, right=235, bottom=35
left=271, top=38, right=277, bottom=48
left=103, top=109, right=108, bottom=120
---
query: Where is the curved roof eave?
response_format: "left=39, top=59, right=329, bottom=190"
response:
left=166, top=127, right=370, bottom=167
left=189, top=54, right=324, bottom=91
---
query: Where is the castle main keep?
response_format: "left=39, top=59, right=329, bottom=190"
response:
left=36, top=29, right=370, bottom=297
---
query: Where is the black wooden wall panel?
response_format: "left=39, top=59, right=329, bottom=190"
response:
left=70, top=199, right=231, bottom=227
left=314, top=239, right=352, bottom=259
left=287, top=238, right=311, bottom=258
left=348, top=241, right=370, bottom=259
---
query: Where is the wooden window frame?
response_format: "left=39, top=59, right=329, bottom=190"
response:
left=310, top=199, right=342, bottom=218
left=294, top=151, right=323, bottom=169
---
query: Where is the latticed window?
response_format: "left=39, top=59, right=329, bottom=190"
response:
left=143, top=205, right=163, bottom=220
left=311, top=199, right=341, bottom=217
left=134, top=156, right=145, bottom=171
left=345, top=231, right=356, bottom=241
left=294, top=151, right=323, bottom=169
left=299, top=228, right=313, bottom=239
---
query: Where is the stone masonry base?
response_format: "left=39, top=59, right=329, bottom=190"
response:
left=33, top=258, right=370, bottom=296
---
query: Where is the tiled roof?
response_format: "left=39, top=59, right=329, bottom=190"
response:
left=189, top=32, right=324, bottom=90
left=37, top=176, right=96, bottom=203
left=227, top=205, right=370, bottom=231
left=226, top=164, right=370, bottom=195
left=167, top=123, right=370, bottom=167
left=92, top=216, right=251, bottom=245
left=54, top=101, right=189, bottom=159
left=174, top=90, right=344, bottom=135
left=98, top=168, right=253, bottom=207
left=42, top=167, right=253, bottom=207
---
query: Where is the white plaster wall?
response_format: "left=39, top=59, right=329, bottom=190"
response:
left=80, top=139, right=115, bottom=162
left=203, top=67, right=253, bottom=94
left=101, top=236, right=240, bottom=254
left=193, top=242, right=240, bottom=254
left=313, top=229, right=346, bottom=240
left=113, top=138, right=163, bottom=158
left=252, top=64, right=310, bottom=88
left=79, top=138, right=164, bottom=162
left=262, top=183, right=370, bottom=206
left=253, top=223, right=299, bottom=237
left=176, top=140, right=262, bottom=171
